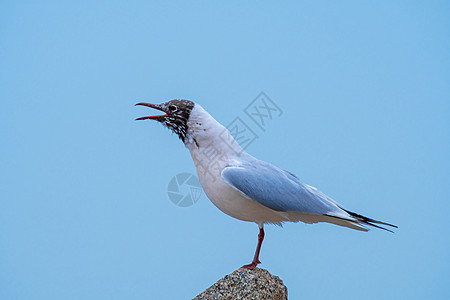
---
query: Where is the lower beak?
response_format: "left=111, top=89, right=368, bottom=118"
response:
left=135, top=102, right=168, bottom=120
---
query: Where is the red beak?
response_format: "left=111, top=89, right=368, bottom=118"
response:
left=135, top=102, right=168, bottom=120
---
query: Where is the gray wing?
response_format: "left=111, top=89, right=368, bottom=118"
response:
left=221, top=160, right=346, bottom=216
left=221, top=159, right=397, bottom=232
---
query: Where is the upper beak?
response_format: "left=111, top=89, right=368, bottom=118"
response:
left=135, top=102, right=168, bottom=120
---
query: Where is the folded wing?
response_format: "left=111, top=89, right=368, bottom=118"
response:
left=222, top=161, right=343, bottom=215
left=221, top=160, right=396, bottom=232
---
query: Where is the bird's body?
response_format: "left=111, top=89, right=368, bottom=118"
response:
left=136, top=99, right=396, bottom=268
left=185, top=104, right=367, bottom=229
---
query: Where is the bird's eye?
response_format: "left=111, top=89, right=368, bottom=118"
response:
left=168, top=105, right=177, bottom=112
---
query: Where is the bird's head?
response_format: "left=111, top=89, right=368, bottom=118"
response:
left=135, top=99, right=195, bottom=142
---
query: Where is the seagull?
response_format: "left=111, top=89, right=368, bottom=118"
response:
left=136, top=99, right=397, bottom=269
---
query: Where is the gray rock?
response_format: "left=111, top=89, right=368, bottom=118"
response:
left=193, top=268, right=288, bottom=300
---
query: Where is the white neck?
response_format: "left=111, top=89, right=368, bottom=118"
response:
left=184, top=104, right=245, bottom=167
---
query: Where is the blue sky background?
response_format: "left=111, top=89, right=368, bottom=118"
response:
left=1, top=1, right=449, bottom=299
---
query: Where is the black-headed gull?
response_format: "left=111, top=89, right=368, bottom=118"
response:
left=136, top=100, right=397, bottom=269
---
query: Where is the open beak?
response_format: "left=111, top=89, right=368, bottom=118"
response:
left=135, top=102, right=168, bottom=120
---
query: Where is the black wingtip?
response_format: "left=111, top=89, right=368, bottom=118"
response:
left=343, top=209, right=397, bottom=232
left=365, top=221, right=395, bottom=233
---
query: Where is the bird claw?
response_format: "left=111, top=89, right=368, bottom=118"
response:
left=241, top=260, right=261, bottom=270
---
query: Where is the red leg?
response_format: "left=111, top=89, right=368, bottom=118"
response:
left=242, top=226, right=265, bottom=270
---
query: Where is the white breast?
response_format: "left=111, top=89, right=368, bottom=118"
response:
left=184, top=104, right=288, bottom=225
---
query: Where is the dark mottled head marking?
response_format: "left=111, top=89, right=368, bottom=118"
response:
left=136, top=99, right=195, bottom=142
